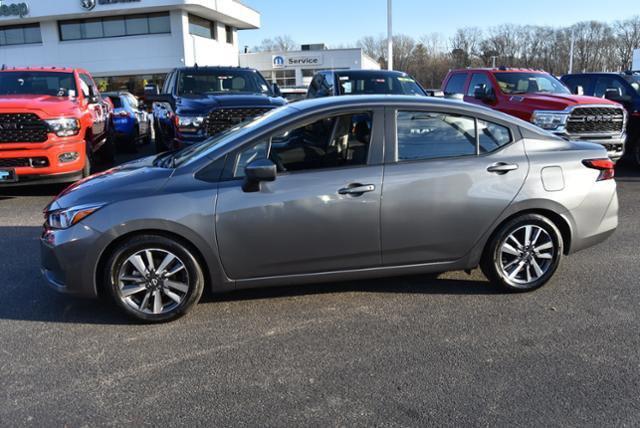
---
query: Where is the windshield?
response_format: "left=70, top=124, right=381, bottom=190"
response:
left=495, top=72, right=570, bottom=95
left=337, top=73, right=425, bottom=96
left=624, top=76, right=640, bottom=95
left=177, top=70, right=271, bottom=96
left=0, top=72, right=77, bottom=96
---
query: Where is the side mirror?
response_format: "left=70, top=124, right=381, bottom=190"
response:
left=87, top=86, right=99, bottom=104
left=574, top=85, right=584, bottom=96
left=473, top=84, right=495, bottom=103
left=604, top=88, right=621, bottom=101
left=242, top=158, right=276, bottom=192
left=272, top=83, right=282, bottom=97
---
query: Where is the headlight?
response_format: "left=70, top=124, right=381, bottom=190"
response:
left=45, top=118, right=80, bottom=137
left=176, top=115, right=205, bottom=128
left=531, top=111, right=569, bottom=131
left=46, top=203, right=104, bottom=229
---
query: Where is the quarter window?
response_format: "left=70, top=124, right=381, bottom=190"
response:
left=478, top=120, right=511, bottom=153
left=233, top=112, right=373, bottom=177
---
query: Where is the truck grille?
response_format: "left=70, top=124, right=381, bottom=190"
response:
left=204, top=108, right=272, bottom=136
left=566, top=107, right=625, bottom=135
left=0, top=157, right=49, bottom=168
left=0, top=113, right=48, bottom=143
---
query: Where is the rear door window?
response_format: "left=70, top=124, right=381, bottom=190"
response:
left=444, top=73, right=468, bottom=95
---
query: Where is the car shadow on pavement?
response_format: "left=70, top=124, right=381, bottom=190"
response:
left=615, top=162, right=640, bottom=182
left=0, top=225, right=501, bottom=325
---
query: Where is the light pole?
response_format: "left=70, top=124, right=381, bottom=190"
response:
left=387, top=0, right=393, bottom=70
left=568, top=28, right=575, bottom=74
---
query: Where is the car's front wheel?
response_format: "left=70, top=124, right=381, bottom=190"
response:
left=481, top=214, right=563, bottom=292
left=104, top=234, right=204, bottom=322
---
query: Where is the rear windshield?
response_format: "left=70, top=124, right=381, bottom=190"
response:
left=336, top=73, right=425, bottom=96
left=0, top=71, right=77, bottom=96
left=107, top=96, right=123, bottom=108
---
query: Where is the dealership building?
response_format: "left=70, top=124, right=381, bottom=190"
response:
left=0, top=0, right=260, bottom=94
left=240, top=45, right=381, bottom=88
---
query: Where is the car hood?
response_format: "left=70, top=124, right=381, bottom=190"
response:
left=46, top=155, right=173, bottom=212
left=507, top=92, right=620, bottom=111
left=0, top=94, right=81, bottom=117
left=176, top=94, right=286, bottom=115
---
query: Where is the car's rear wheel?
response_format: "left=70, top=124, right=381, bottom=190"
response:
left=104, top=235, right=204, bottom=322
left=481, top=214, right=563, bottom=292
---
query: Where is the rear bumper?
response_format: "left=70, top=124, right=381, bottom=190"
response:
left=0, top=136, right=86, bottom=184
left=566, top=180, right=618, bottom=254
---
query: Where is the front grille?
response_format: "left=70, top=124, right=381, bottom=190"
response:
left=0, top=113, right=48, bottom=143
left=566, top=107, right=625, bottom=135
left=204, top=108, right=272, bottom=136
left=0, top=157, right=49, bottom=168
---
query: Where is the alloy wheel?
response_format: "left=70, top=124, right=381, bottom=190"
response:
left=498, top=225, right=555, bottom=287
left=116, top=248, right=190, bottom=315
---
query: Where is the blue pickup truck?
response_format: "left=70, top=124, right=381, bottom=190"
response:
left=146, top=66, right=287, bottom=153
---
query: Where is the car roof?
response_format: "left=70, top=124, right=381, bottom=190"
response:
left=174, top=66, right=259, bottom=73
left=0, top=66, right=79, bottom=73
left=325, top=69, right=410, bottom=77
left=103, top=91, right=134, bottom=97
left=451, top=68, right=549, bottom=74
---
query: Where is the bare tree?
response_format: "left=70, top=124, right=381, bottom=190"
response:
left=615, top=17, right=640, bottom=70
left=253, top=35, right=297, bottom=52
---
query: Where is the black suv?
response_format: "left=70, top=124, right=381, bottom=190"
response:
left=561, top=72, right=640, bottom=166
left=306, top=70, right=427, bottom=98
left=146, top=66, right=286, bottom=152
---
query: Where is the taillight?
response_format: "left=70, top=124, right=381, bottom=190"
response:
left=582, top=158, right=615, bottom=181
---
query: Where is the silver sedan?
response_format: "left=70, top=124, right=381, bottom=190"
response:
left=41, top=96, right=618, bottom=322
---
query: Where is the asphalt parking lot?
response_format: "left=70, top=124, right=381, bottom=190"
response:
left=0, top=148, right=639, bottom=427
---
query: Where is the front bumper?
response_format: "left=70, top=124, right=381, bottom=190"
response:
left=554, top=133, right=626, bottom=162
left=40, top=223, right=103, bottom=298
left=0, top=136, right=86, bottom=185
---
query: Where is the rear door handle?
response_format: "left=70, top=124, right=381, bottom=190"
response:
left=338, top=184, right=376, bottom=195
left=487, top=163, right=519, bottom=174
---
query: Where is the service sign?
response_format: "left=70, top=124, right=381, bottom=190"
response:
left=272, top=54, right=323, bottom=69
left=0, top=1, right=29, bottom=18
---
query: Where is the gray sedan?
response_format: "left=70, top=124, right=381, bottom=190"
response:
left=41, top=96, right=618, bottom=322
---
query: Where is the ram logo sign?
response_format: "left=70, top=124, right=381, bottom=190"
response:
left=81, top=0, right=96, bottom=10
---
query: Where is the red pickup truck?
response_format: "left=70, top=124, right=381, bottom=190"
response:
left=442, top=68, right=627, bottom=161
left=0, top=67, right=114, bottom=186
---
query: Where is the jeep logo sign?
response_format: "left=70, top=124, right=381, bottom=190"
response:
left=0, top=1, right=29, bottom=18
left=272, top=54, right=323, bottom=69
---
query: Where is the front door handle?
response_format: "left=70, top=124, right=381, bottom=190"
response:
left=487, top=162, right=519, bottom=174
left=338, top=184, right=376, bottom=195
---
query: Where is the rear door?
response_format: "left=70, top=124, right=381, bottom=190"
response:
left=380, top=107, right=528, bottom=265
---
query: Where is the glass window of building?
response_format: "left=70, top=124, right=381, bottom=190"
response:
left=188, top=14, right=216, bottom=39
left=0, top=24, right=42, bottom=46
left=59, top=13, right=170, bottom=41
left=225, top=25, right=234, bottom=44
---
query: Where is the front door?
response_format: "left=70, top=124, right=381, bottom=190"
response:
left=215, top=109, right=384, bottom=279
left=381, top=108, right=528, bottom=265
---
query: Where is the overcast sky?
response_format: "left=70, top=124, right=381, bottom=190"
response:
left=239, top=0, right=637, bottom=49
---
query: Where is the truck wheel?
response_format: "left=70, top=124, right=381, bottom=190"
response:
left=480, top=214, right=563, bottom=292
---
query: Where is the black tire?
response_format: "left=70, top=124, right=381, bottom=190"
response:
left=480, top=214, right=563, bottom=292
left=82, top=141, right=92, bottom=178
left=104, top=234, right=205, bottom=323
left=100, top=131, right=116, bottom=164
left=154, top=124, right=166, bottom=154
left=632, top=139, right=640, bottom=168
